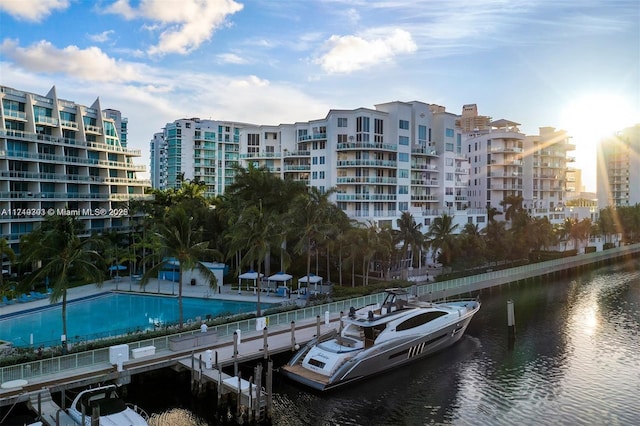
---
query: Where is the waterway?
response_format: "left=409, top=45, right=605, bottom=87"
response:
left=125, top=258, right=640, bottom=425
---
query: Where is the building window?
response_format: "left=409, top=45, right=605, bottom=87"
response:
left=312, top=171, right=318, bottom=179
left=319, top=156, right=325, bottom=164
left=399, top=136, right=409, bottom=145
left=446, top=173, right=453, bottom=181
left=399, top=202, right=408, bottom=211
left=312, top=157, right=318, bottom=165
left=399, top=119, right=410, bottom=130
left=320, top=171, right=325, bottom=179
left=356, top=116, right=370, bottom=132
left=446, top=143, right=454, bottom=152
left=338, top=117, right=348, bottom=127
left=399, top=185, right=408, bottom=194
left=399, top=152, right=409, bottom=162
left=399, top=169, right=409, bottom=178
left=445, top=128, right=454, bottom=137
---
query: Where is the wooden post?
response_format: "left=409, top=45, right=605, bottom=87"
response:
left=266, top=359, right=273, bottom=421
left=190, top=351, right=195, bottom=391
left=316, top=315, right=321, bottom=339
left=263, top=327, right=269, bottom=360
left=255, top=364, right=262, bottom=422
left=290, top=321, right=296, bottom=351
left=249, top=375, right=254, bottom=423
left=507, top=299, right=516, bottom=347
left=233, top=331, right=239, bottom=377
left=236, top=373, right=242, bottom=423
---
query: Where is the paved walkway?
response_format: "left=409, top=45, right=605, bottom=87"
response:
left=0, top=276, right=302, bottom=318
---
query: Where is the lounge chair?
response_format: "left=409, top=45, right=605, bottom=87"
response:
left=2, top=295, right=16, bottom=305
left=17, top=293, right=32, bottom=303
left=30, top=291, right=48, bottom=300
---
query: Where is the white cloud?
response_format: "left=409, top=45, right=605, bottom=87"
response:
left=0, top=0, right=69, bottom=22
left=0, top=39, right=155, bottom=83
left=315, top=28, right=417, bottom=74
left=104, top=0, right=244, bottom=56
left=217, top=52, right=248, bottom=64
left=88, top=30, right=115, bottom=43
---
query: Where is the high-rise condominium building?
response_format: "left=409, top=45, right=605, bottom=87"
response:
left=0, top=85, right=150, bottom=255
left=150, top=118, right=245, bottom=196
left=465, top=118, right=575, bottom=225
left=596, top=124, right=640, bottom=208
left=152, top=102, right=481, bottom=229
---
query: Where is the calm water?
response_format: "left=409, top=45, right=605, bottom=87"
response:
left=0, top=293, right=270, bottom=348
left=127, top=259, right=640, bottom=425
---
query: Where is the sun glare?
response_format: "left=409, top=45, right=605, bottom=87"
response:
left=560, top=92, right=637, bottom=145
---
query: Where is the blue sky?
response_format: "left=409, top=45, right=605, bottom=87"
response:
left=1, top=0, right=639, bottom=191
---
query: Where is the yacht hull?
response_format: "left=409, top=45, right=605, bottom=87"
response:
left=281, top=299, right=480, bottom=391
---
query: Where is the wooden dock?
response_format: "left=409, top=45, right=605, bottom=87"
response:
left=0, top=313, right=341, bottom=424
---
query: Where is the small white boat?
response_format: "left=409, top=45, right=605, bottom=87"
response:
left=67, top=384, right=149, bottom=425
left=281, top=288, right=481, bottom=391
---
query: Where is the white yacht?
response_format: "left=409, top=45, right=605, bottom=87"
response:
left=67, top=384, right=149, bottom=425
left=281, top=288, right=481, bottom=391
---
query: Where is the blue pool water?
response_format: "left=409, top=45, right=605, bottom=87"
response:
left=0, top=293, right=270, bottom=348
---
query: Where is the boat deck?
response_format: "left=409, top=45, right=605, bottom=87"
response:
left=280, top=363, right=330, bottom=386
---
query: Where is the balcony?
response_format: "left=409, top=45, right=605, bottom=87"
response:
left=336, top=193, right=397, bottom=202
left=298, top=133, right=327, bottom=142
left=336, top=159, right=397, bottom=168
left=337, top=176, right=397, bottom=184
left=85, top=124, right=102, bottom=134
left=35, top=115, right=59, bottom=126
left=410, top=194, right=437, bottom=201
left=3, top=109, right=27, bottom=120
left=337, top=142, right=397, bottom=151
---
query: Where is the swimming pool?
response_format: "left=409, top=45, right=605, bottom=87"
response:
left=0, top=293, right=272, bottom=348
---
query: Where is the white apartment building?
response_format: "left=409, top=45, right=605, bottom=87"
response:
left=150, top=118, right=246, bottom=196
left=0, top=85, right=149, bottom=255
left=597, top=124, right=640, bottom=208
left=465, top=118, right=575, bottom=225
left=238, top=101, right=481, bottom=230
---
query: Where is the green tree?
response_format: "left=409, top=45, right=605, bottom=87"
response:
left=141, top=207, right=220, bottom=328
left=427, top=213, right=459, bottom=267
left=226, top=201, right=282, bottom=316
left=291, top=187, right=337, bottom=289
left=19, top=215, right=104, bottom=349
left=0, top=237, right=16, bottom=293
left=395, top=211, right=424, bottom=273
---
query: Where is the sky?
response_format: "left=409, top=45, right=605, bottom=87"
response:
left=1, top=0, right=639, bottom=192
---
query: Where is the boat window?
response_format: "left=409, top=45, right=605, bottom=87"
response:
left=396, top=311, right=447, bottom=331
left=308, top=358, right=326, bottom=368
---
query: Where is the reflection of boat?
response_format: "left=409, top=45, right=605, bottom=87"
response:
left=67, top=384, right=149, bottom=425
left=281, top=288, right=481, bottom=391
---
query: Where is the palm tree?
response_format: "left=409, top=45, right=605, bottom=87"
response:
left=427, top=213, right=459, bottom=267
left=482, top=219, right=509, bottom=266
left=20, top=215, right=104, bottom=350
left=226, top=201, right=282, bottom=316
left=395, top=211, right=424, bottom=275
left=0, top=237, right=16, bottom=293
left=291, top=187, right=337, bottom=290
left=500, top=194, right=523, bottom=223
left=141, top=207, right=220, bottom=328
left=458, top=223, right=486, bottom=270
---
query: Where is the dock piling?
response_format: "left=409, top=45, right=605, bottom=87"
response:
left=263, top=327, right=269, bottom=359
left=290, top=321, right=297, bottom=350
left=507, top=299, right=516, bottom=344
left=316, top=315, right=321, bottom=338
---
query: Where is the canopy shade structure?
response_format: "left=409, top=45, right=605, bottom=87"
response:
left=238, top=270, right=264, bottom=293
left=108, top=265, right=127, bottom=271
left=297, top=274, right=323, bottom=293
left=267, top=272, right=293, bottom=296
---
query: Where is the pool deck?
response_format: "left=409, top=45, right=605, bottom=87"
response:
left=0, top=277, right=301, bottom=318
